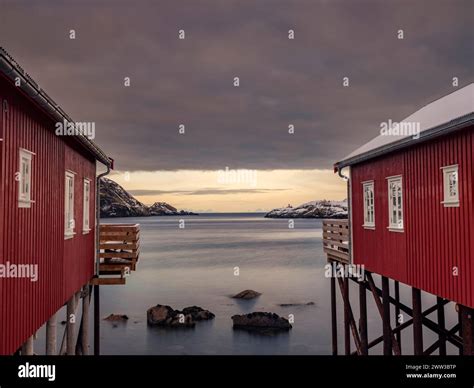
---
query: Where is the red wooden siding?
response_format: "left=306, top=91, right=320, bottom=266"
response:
left=0, top=75, right=96, bottom=354
left=351, top=126, right=474, bottom=308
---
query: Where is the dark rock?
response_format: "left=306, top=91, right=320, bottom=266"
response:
left=278, top=302, right=315, bottom=307
left=103, top=314, right=129, bottom=322
left=181, top=306, right=215, bottom=321
left=232, top=290, right=261, bottom=299
left=146, top=304, right=214, bottom=328
left=231, top=312, right=292, bottom=331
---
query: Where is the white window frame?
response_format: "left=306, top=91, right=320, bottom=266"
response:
left=387, top=175, right=404, bottom=232
left=65, top=171, right=76, bottom=239
left=362, top=181, right=375, bottom=229
left=83, top=178, right=91, bottom=233
left=18, top=148, right=35, bottom=208
left=441, top=165, right=459, bottom=207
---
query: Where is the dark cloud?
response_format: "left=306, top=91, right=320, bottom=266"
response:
left=1, top=0, right=472, bottom=170
left=129, top=188, right=289, bottom=196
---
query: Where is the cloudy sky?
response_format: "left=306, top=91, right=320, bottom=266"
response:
left=1, top=0, right=472, bottom=211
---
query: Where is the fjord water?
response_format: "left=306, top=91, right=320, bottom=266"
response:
left=101, top=213, right=332, bottom=354
left=95, top=213, right=454, bottom=355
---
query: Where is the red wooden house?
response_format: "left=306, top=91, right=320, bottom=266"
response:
left=326, top=84, right=474, bottom=355
left=334, top=84, right=473, bottom=310
left=0, top=48, right=113, bottom=355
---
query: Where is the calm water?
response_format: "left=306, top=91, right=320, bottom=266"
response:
left=35, top=213, right=458, bottom=354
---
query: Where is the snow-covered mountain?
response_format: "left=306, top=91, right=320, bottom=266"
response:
left=100, top=178, right=197, bottom=218
left=264, top=200, right=348, bottom=219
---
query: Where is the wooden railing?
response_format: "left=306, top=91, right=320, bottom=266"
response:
left=323, top=219, right=350, bottom=264
left=92, top=224, right=140, bottom=285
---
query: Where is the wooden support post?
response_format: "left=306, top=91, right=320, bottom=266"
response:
left=82, top=286, right=90, bottom=355
left=330, top=273, right=338, bottom=355
left=21, top=335, right=34, bottom=355
left=359, top=279, right=368, bottom=355
left=458, top=307, right=463, bottom=355
left=343, top=273, right=351, bottom=355
left=46, top=313, right=57, bottom=355
left=394, top=281, right=401, bottom=353
left=412, top=288, right=423, bottom=355
left=66, top=294, right=76, bottom=355
left=436, top=297, right=446, bottom=356
left=94, top=283, right=100, bottom=355
left=381, top=276, right=392, bottom=355
left=460, top=305, right=474, bottom=355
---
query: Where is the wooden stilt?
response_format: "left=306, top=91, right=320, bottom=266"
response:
left=436, top=297, right=446, bottom=355
left=359, top=278, right=368, bottom=355
left=21, top=335, right=34, bottom=355
left=46, top=313, right=57, bottom=355
left=81, top=286, right=90, bottom=355
left=394, top=281, right=401, bottom=353
left=330, top=273, right=338, bottom=355
left=66, top=294, right=76, bottom=355
left=343, top=272, right=351, bottom=355
left=94, top=283, right=100, bottom=355
left=381, top=276, right=392, bottom=355
left=460, top=305, right=474, bottom=355
left=458, top=306, right=463, bottom=355
left=412, top=288, right=423, bottom=355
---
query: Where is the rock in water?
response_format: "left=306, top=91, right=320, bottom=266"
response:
left=278, top=302, right=315, bottom=307
left=103, top=314, right=129, bottom=321
left=147, top=304, right=214, bottom=328
left=181, top=306, right=215, bottom=321
left=232, top=290, right=261, bottom=299
left=231, top=312, right=292, bottom=331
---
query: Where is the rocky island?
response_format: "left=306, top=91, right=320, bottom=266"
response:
left=264, top=200, right=347, bottom=219
left=100, top=177, right=197, bottom=218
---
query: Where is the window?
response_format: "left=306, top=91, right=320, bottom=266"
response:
left=65, top=171, right=75, bottom=238
left=441, top=165, right=459, bottom=207
left=83, top=179, right=91, bottom=233
left=18, top=149, right=34, bottom=208
left=387, top=175, right=403, bottom=231
left=362, top=181, right=375, bottom=228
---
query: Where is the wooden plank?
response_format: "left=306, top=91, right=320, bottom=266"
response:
left=323, top=232, right=348, bottom=240
left=323, top=239, right=349, bottom=249
left=99, top=236, right=140, bottom=242
left=322, top=226, right=349, bottom=235
left=99, top=264, right=132, bottom=272
left=100, top=252, right=139, bottom=259
left=100, top=231, right=139, bottom=236
left=100, top=225, right=139, bottom=232
left=323, top=247, right=350, bottom=261
left=99, top=243, right=138, bottom=250
left=90, top=278, right=126, bottom=286
left=322, top=219, right=348, bottom=226
left=327, top=254, right=350, bottom=264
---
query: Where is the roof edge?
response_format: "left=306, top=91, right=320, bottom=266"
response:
left=0, top=47, right=112, bottom=168
left=335, top=113, right=474, bottom=170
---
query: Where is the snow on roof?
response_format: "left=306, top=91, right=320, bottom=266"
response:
left=337, top=83, right=474, bottom=167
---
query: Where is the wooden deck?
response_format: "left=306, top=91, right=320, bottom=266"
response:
left=323, top=219, right=350, bottom=264
left=90, top=224, right=140, bottom=285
